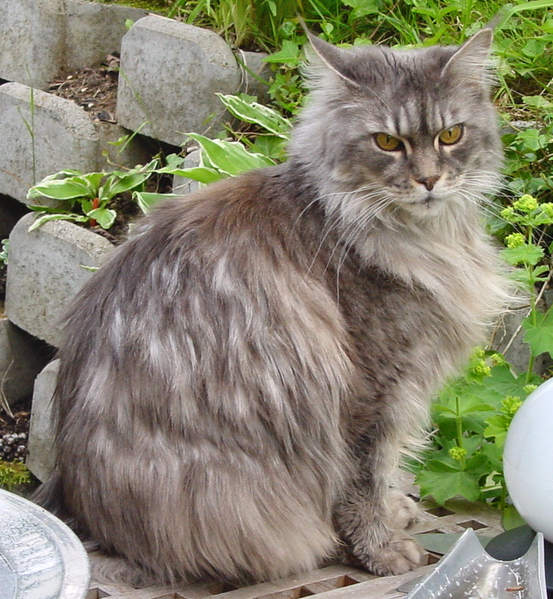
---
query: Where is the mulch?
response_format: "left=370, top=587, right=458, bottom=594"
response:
left=47, top=54, right=120, bottom=123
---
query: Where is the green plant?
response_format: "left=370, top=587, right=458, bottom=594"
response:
left=0, top=239, right=8, bottom=266
left=414, top=193, right=553, bottom=521
left=169, top=93, right=291, bottom=185
left=0, top=460, right=32, bottom=491
left=169, top=0, right=319, bottom=50
left=502, top=95, right=553, bottom=205
left=24, top=94, right=289, bottom=231
left=414, top=351, right=536, bottom=514
left=26, top=159, right=164, bottom=231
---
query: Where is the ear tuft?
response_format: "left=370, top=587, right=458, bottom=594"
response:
left=300, top=24, right=362, bottom=88
left=443, top=28, right=494, bottom=88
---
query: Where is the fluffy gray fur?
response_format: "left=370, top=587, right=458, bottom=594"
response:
left=34, top=30, right=510, bottom=585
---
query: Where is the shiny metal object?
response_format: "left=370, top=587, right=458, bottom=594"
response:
left=405, top=528, right=547, bottom=598
left=0, top=488, right=89, bottom=599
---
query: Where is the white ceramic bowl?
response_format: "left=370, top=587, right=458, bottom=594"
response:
left=504, top=378, right=553, bottom=542
left=0, top=488, right=89, bottom=599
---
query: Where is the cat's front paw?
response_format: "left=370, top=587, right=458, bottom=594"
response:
left=388, top=489, right=419, bottom=530
left=346, top=531, right=424, bottom=576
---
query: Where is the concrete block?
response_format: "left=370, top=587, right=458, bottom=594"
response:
left=0, top=82, right=99, bottom=205
left=63, top=0, right=149, bottom=71
left=0, top=0, right=148, bottom=90
left=0, top=318, right=48, bottom=407
left=116, top=16, right=241, bottom=146
left=26, top=360, right=59, bottom=482
left=0, top=0, right=65, bottom=90
left=5, top=213, right=114, bottom=347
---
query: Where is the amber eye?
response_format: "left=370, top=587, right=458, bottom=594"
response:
left=438, top=124, right=463, bottom=145
left=375, top=133, right=403, bottom=152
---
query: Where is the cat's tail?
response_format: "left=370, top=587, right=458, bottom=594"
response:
left=34, top=471, right=173, bottom=588
left=33, top=469, right=95, bottom=545
left=32, top=468, right=68, bottom=519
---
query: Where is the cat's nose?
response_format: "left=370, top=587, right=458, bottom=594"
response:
left=415, top=175, right=440, bottom=191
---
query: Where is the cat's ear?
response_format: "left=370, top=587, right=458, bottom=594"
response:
left=442, top=28, right=494, bottom=88
left=303, top=27, right=363, bottom=88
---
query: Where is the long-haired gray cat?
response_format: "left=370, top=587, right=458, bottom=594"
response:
left=35, top=28, right=510, bottom=585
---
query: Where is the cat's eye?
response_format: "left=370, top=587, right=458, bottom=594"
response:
left=438, top=124, right=463, bottom=145
left=374, top=133, right=403, bottom=152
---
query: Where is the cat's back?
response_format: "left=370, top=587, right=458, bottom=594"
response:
left=81, top=165, right=316, bottom=305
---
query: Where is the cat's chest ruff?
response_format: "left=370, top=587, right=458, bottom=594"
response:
left=353, top=225, right=503, bottom=330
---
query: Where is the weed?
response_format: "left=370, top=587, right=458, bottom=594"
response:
left=0, top=460, right=31, bottom=491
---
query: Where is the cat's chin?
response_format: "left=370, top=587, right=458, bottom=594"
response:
left=400, top=195, right=447, bottom=218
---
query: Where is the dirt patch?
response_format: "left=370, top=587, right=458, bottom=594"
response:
left=48, top=55, right=120, bottom=123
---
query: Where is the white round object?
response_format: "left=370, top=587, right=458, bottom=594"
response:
left=0, top=488, right=90, bottom=599
left=504, top=378, right=553, bottom=542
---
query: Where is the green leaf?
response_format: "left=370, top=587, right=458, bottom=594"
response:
left=522, top=39, right=548, bottom=58
left=103, top=172, right=150, bottom=200
left=472, top=364, right=530, bottom=404
left=502, top=505, right=527, bottom=531
left=502, top=243, right=544, bottom=266
left=27, top=213, right=89, bottom=232
left=187, top=133, right=275, bottom=177
left=424, top=456, right=463, bottom=473
left=480, top=442, right=503, bottom=471
left=522, top=95, right=553, bottom=110
left=483, top=414, right=510, bottom=448
left=516, top=129, right=549, bottom=152
left=133, top=192, right=181, bottom=214
left=415, top=533, right=464, bottom=556
left=216, top=94, right=291, bottom=137
left=263, top=39, right=301, bottom=64
left=341, top=0, right=382, bottom=18
left=164, top=166, right=224, bottom=184
left=86, top=208, right=117, bottom=229
left=27, top=178, right=91, bottom=201
left=416, top=470, right=481, bottom=505
left=522, top=309, right=553, bottom=358
left=251, top=136, right=287, bottom=161
left=155, top=154, right=185, bottom=173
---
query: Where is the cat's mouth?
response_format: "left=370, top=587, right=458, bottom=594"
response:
left=422, top=195, right=439, bottom=208
left=401, top=193, right=446, bottom=217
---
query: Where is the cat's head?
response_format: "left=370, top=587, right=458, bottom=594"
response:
left=289, top=30, right=502, bottom=223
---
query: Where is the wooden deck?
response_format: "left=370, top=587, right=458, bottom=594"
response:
left=87, top=497, right=504, bottom=599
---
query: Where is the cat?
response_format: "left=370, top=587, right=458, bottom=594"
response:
left=34, top=28, right=510, bottom=586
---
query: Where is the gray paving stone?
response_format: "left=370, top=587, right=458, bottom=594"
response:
left=0, top=82, right=99, bottom=205
left=26, top=359, right=59, bottom=482
left=116, top=16, right=242, bottom=146
left=5, top=213, right=114, bottom=347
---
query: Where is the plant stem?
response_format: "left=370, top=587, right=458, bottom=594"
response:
left=455, top=395, right=466, bottom=469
